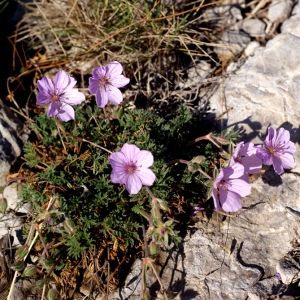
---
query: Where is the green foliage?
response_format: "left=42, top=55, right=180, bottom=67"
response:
left=21, top=104, right=228, bottom=270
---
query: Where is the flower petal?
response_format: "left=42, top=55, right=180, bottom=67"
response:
left=106, top=61, right=123, bottom=77
left=137, top=168, right=155, bottom=186
left=220, top=190, right=242, bottom=212
left=280, top=153, right=295, bottom=170
left=88, top=78, right=100, bottom=94
left=109, top=152, right=127, bottom=168
left=223, top=163, right=245, bottom=179
left=136, top=150, right=154, bottom=168
left=241, top=155, right=262, bottom=174
left=37, top=92, right=52, bottom=105
left=110, top=75, right=130, bottom=88
left=256, top=148, right=273, bottom=165
left=62, top=89, right=85, bottom=105
left=126, top=174, right=142, bottom=194
left=228, top=177, right=251, bottom=197
left=95, top=87, right=108, bottom=108
left=212, top=188, right=221, bottom=212
left=121, top=144, right=140, bottom=162
left=37, top=76, right=54, bottom=94
left=53, top=70, right=76, bottom=92
left=106, top=85, right=123, bottom=105
left=110, top=166, right=127, bottom=184
left=272, top=155, right=284, bottom=174
left=47, top=102, right=60, bottom=117
left=56, top=104, right=75, bottom=121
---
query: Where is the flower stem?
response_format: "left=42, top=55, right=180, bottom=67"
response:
left=82, top=138, right=112, bottom=154
left=54, top=117, right=67, bottom=153
left=166, top=159, right=213, bottom=180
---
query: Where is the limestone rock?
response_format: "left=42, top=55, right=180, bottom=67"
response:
left=241, top=19, right=266, bottom=37
left=214, top=30, right=251, bottom=60
left=0, top=99, right=28, bottom=186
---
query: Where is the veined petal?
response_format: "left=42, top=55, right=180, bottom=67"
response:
left=95, top=87, right=108, bottom=108
left=286, top=141, right=296, bottom=154
left=137, top=168, right=155, bottom=186
left=37, top=76, right=54, bottom=94
left=275, top=127, right=290, bottom=144
left=272, top=156, right=284, bottom=175
left=121, top=144, right=140, bottom=162
left=106, top=85, right=123, bottom=105
left=47, top=102, right=60, bottom=117
left=278, top=153, right=294, bottom=170
left=212, top=188, right=221, bottom=212
left=37, top=92, right=51, bottom=105
left=256, top=148, right=273, bottom=165
left=241, top=155, right=262, bottom=174
left=92, top=66, right=106, bottom=79
left=220, top=190, right=242, bottom=212
left=223, top=163, right=245, bottom=179
left=63, top=89, right=85, bottom=105
left=213, top=169, right=224, bottom=188
left=136, top=150, right=154, bottom=168
left=106, top=61, right=123, bottom=77
left=110, top=168, right=127, bottom=184
left=126, top=174, right=142, bottom=194
left=109, top=152, right=127, bottom=168
left=53, top=70, right=76, bottom=92
left=110, top=75, right=130, bottom=88
left=228, top=177, right=251, bottom=197
left=56, top=104, right=75, bottom=121
left=88, top=78, right=100, bottom=94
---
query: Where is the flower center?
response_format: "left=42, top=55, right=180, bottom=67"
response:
left=219, top=179, right=229, bottom=191
left=265, top=141, right=285, bottom=157
left=51, top=89, right=64, bottom=102
left=99, top=76, right=110, bottom=87
left=125, top=162, right=138, bottom=174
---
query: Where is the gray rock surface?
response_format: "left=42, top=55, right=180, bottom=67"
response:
left=110, top=1, right=300, bottom=299
left=214, top=30, right=251, bottom=59
left=0, top=99, right=28, bottom=186
left=241, top=19, right=266, bottom=37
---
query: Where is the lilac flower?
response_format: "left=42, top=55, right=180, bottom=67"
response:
left=37, top=70, right=85, bottom=121
left=88, top=61, right=130, bottom=108
left=256, top=127, right=296, bottom=175
left=191, top=206, right=205, bottom=215
left=212, top=163, right=251, bottom=212
left=275, top=273, right=282, bottom=281
left=230, top=142, right=262, bottom=174
left=109, top=143, right=156, bottom=195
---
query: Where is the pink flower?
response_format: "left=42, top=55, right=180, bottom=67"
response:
left=109, top=144, right=156, bottom=195
left=37, top=70, right=85, bottom=121
left=212, top=163, right=251, bottom=212
left=88, top=61, right=130, bottom=108
left=230, top=141, right=262, bottom=174
left=256, top=127, right=296, bottom=175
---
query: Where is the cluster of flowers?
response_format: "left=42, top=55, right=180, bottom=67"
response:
left=36, top=62, right=296, bottom=214
left=37, top=61, right=130, bottom=121
left=212, top=127, right=296, bottom=212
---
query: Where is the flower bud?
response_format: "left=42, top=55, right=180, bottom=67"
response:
left=213, top=166, right=219, bottom=180
left=0, top=198, right=7, bottom=214
left=43, top=257, right=55, bottom=269
left=157, top=199, right=168, bottom=211
left=191, top=155, right=205, bottom=164
left=11, top=260, right=25, bottom=271
left=214, top=136, right=230, bottom=145
left=187, top=162, right=198, bottom=173
left=63, top=218, right=75, bottom=235
left=47, top=287, right=58, bottom=300
left=15, top=246, right=28, bottom=260
left=149, top=241, right=160, bottom=256
left=21, top=265, right=36, bottom=277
